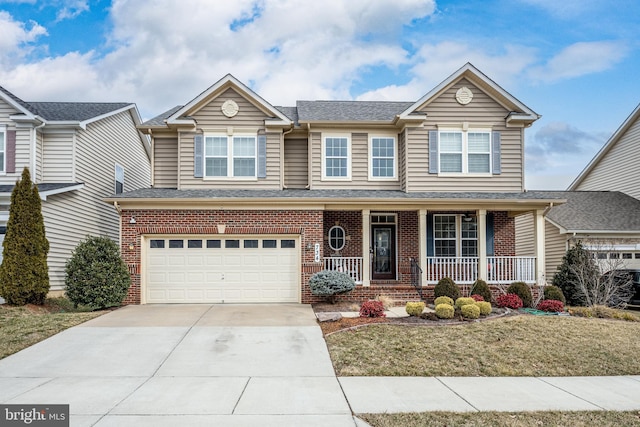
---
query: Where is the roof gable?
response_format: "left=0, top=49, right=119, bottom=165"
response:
left=166, top=74, right=290, bottom=126
left=398, top=63, right=540, bottom=126
left=0, top=85, right=37, bottom=119
left=569, top=101, right=640, bottom=191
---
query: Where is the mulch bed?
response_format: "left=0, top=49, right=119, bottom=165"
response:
left=313, top=302, right=514, bottom=336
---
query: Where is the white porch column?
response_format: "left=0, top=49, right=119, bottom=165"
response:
left=477, top=209, right=487, bottom=281
left=419, top=209, right=427, bottom=285
left=362, top=209, right=371, bottom=287
left=534, top=209, right=546, bottom=285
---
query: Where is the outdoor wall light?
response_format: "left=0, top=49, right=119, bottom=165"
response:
left=129, top=216, right=136, bottom=224
left=306, top=243, right=313, bottom=250
left=128, top=242, right=135, bottom=250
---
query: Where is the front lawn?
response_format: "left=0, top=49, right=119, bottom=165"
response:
left=0, top=298, right=105, bottom=359
left=360, top=411, right=640, bottom=427
left=325, top=315, right=640, bottom=376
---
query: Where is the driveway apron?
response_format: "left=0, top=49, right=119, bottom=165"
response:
left=0, top=304, right=358, bottom=426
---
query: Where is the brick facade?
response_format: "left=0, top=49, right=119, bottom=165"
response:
left=121, top=208, right=519, bottom=305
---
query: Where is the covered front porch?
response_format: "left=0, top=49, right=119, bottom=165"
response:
left=321, top=207, right=549, bottom=290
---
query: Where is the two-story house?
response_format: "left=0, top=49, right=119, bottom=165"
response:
left=107, top=63, right=564, bottom=305
left=0, top=86, right=150, bottom=295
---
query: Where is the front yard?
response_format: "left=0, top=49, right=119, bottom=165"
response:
left=325, top=314, right=640, bottom=377
left=0, top=298, right=105, bottom=359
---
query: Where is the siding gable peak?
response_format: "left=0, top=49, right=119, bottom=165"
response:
left=166, top=74, right=291, bottom=127
left=398, top=63, right=540, bottom=127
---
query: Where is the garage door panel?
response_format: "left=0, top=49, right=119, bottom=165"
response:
left=145, top=236, right=299, bottom=303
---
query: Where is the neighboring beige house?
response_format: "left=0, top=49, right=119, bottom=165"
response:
left=0, top=86, right=151, bottom=294
left=516, top=101, right=640, bottom=281
left=107, top=63, right=565, bottom=305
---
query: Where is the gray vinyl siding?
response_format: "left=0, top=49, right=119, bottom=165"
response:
left=179, top=88, right=281, bottom=189
left=42, top=132, right=74, bottom=182
left=35, top=131, right=43, bottom=182
left=153, top=137, right=178, bottom=188
left=284, top=138, right=308, bottom=189
left=42, top=110, right=150, bottom=290
left=515, top=212, right=534, bottom=256
left=310, top=131, right=402, bottom=190
left=574, top=116, right=640, bottom=200
left=545, top=222, right=567, bottom=284
left=407, top=78, right=524, bottom=192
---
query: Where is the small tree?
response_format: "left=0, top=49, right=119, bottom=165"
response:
left=65, top=236, right=131, bottom=309
left=552, top=242, right=596, bottom=306
left=0, top=168, right=49, bottom=305
left=572, top=241, right=634, bottom=308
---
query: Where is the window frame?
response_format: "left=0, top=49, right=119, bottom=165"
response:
left=328, top=225, right=346, bottom=251
left=433, top=214, right=479, bottom=258
left=321, top=134, right=351, bottom=180
left=204, top=133, right=257, bottom=179
left=0, top=125, right=5, bottom=174
left=115, top=163, right=124, bottom=194
left=438, top=127, right=492, bottom=175
left=369, top=135, right=397, bottom=180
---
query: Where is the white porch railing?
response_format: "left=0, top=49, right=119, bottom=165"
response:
left=426, top=256, right=537, bottom=284
left=487, top=256, right=536, bottom=284
left=323, top=257, right=363, bottom=284
left=426, top=257, right=479, bottom=284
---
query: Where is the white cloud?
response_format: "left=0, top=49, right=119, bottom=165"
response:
left=529, top=41, right=628, bottom=83
left=0, top=11, right=47, bottom=64
left=357, top=41, right=537, bottom=101
left=55, top=0, right=89, bottom=21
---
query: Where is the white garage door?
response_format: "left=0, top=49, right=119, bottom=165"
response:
left=144, top=236, right=300, bottom=303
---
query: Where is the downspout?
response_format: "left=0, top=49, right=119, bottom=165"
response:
left=281, top=125, right=294, bottom=189
left=32, top=120, right=45, bottom=182
left=306, top=123, right=312, bottom=189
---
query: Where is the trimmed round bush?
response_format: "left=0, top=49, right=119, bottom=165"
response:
left=434, top=277, right=461, bottom=301
left=435, top=303, right=454, bottom=319
left=543, top=285, right=566, bottom=305
left=470, top=294, right=484, bottom=302
left=537, top=299, right=564, bottom=313
left=476, top=301, right=492, bottom=315
left=470, top=279, right=492, bottom=302
left=455, top=297, right=476, bottom=309
left=506, top=281, right=533, bottom=307
left=496, top=293, right=523, bottom=309
left=434, top=296, right=454, bottom=307
left=359, top=300, right=386, bottom=318
left=65, top=236, right=131, bottom=309
left=461, top=303, right=480, bottom=319
left=405, top=301, right=426, bottom=316
left=309, top=270, right=355, bottom=301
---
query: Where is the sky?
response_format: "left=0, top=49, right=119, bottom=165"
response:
left=0, top=0, right=639, bottom=190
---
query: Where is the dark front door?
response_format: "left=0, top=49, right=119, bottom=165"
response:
left=372, top=225, right=396, bottom=280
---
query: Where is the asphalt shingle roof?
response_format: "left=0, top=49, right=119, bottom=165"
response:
left=110, top=188, right=565, bottom=202
left=296, top=100, right=413, bottom=122
left=0, top=85, right=132, bottom=122
left=544, top=191, right=640, bottom=232
left=0, top=183, right=83, bottom=195
left=141, top=105, right=184, bottom=127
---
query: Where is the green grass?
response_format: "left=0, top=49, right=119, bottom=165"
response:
left=0, top=298, right=105, bottom=359
left=360, top=411, right=640, bottom=427
left=326, top=315, right=640, bottom=376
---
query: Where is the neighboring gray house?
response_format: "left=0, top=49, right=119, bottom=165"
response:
left=516, top=191, right=640, bottom=282
left=0, top=86, right=151, bottom=294
left=569, top=101, right=640, bottom=200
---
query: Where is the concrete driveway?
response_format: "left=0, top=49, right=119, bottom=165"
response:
left=0, top=304, right=360, bottom=426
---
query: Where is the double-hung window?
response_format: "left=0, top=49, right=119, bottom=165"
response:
left=438, top=129, right=491, bottom=174
left=0, top=126, right=5, bottom=174
left=323, top=136, right=350, bottom=179
left=433, top=214, right=478, bottom=257
left=204, top=134, right=256, bottom=178
left=115, top=164, right=124, bottom=194
left=370, top=136, right=396, bottom=179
